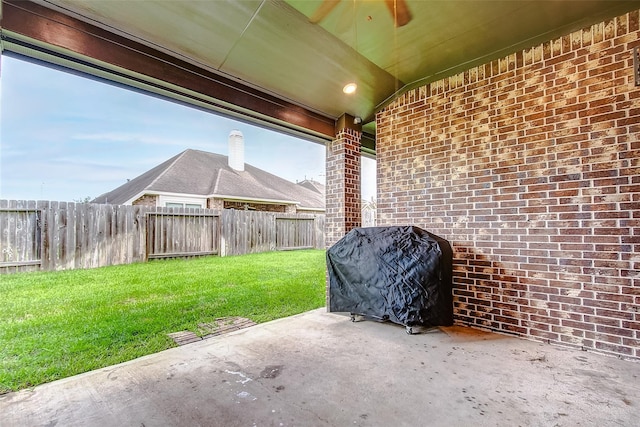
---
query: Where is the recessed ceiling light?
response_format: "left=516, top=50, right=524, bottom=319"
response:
left=343, top=83, right=357, bottom=94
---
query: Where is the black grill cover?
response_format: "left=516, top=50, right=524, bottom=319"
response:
left=327, top=226, right=453, bottom=327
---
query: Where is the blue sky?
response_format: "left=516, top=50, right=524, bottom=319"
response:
left=1, top=56, right=375, bottom=202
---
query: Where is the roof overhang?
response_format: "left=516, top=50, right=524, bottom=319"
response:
left=2, top=0, right=638, bottom=151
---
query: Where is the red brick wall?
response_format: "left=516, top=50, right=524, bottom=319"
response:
left=376, top=10, right=640, bottom=359
left=223, top=201, right=287, bottom=213
left=326, top=128, right=362, bottom=247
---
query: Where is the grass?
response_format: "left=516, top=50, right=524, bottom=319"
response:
left=0, top=249, right=326, bottom=394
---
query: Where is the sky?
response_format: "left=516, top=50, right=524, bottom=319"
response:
left=0, top=55, right=376, bottom=202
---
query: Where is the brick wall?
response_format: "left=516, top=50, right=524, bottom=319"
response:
left=376, top=10, right=639, bottom=359
left=326, top=127, right=362, bottom=309
left=132, top=194, right=157, bottom=207
left=223, top=200, right=287, bottom=213
left=207, top=198, right=224, bottom=210
left=284, top=204, right=297, bottom=214
left=326, top=128, right=362, bottom=247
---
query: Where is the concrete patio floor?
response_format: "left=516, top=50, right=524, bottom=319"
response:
left=1, top=308, right=638, bottom=427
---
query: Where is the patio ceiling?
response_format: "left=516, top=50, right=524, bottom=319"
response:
left=2, top=0, right=638, bottom=141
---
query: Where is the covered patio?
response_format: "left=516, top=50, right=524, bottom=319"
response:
left=1, top=0, right=639, bottom=423
left=2, top=309, right=638, bottom=426
left=3, top=0, right=634, bottom=358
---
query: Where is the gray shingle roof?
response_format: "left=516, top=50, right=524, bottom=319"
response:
left=92, top=149, right=325, bottom=210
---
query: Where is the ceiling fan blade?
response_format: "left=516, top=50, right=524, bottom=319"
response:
left=384, top=0, right=412, bottom=27
left=309, top=0, right=342, bottom=24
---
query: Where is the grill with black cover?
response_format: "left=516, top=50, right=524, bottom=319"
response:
left=327, top=226, right=453, bottom=330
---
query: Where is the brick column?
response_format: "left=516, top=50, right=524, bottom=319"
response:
left=325, top=114, right=362, bottom=309
left=326, top=114, right=362, bottom=247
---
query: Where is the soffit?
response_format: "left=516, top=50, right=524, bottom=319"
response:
left=18, top=0, right=640, bottom=125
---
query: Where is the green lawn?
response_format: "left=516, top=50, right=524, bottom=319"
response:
left=0, top=249, right=326, bottom=394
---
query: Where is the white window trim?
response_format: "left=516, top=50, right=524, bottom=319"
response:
left=159, top=194, right=205, bottom=208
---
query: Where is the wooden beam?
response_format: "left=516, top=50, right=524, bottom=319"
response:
left=335, top=113, right=362, bottom=134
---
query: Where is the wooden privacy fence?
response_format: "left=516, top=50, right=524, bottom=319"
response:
left=0, top=200, right=325, bottom=274
left=220, top=209, right=324, bottom=256
left=147, top=211, right=220, bottom=259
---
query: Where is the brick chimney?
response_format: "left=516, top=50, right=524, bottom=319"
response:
left=228, top=130, right=244, bottom=171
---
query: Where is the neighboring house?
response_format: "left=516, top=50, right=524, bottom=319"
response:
left=92, top=131, right=325, bottom=214
left=362, top=198, right=377, bottom=227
